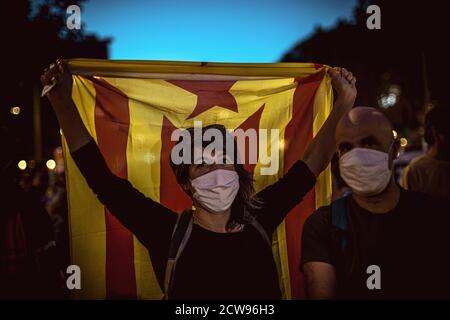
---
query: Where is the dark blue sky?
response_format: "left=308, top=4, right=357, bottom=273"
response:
left=83, top=0, right=357, bottom=62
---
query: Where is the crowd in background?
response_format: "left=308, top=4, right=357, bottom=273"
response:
left=0, top=137, right=69, bottom=299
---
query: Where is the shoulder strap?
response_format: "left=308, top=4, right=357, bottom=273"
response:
left=331, top=195, right=349, bottom=231
left=330, top=195, right=350, bottom=251
left=248, top=216, right=272, bottom=248
left=164, top=209, right=193, bottom=299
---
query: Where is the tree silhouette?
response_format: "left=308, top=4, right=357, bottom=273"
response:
left=281, top=0, right=447, bottom=144
left=2, top=0, right=110, bottom=160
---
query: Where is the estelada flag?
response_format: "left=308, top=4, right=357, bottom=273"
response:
left=63, top=59, right=333, bottom=299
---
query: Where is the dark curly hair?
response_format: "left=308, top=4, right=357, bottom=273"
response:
left=169, top=124, right=262, bottom=230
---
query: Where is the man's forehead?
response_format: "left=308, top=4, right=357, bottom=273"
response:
left=336, top=122, right=390, bottom=144
left=336, top=107, right=393, bottom=143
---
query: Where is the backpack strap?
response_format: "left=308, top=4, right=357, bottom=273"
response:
left=164, top=210, right=193, bottom=299
left=330, top=195, right=350, bottom=251
left=247, top=216, right=272, bottom=248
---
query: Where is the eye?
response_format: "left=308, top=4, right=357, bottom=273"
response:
left=360, top=136, right=380, bottom=149
left=338, top=142, right=352, bottom=155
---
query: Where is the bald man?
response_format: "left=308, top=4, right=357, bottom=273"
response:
left=301, top=107, right=450, bottom=299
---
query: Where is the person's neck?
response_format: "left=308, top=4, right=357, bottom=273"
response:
left=193, top=205, right=231, bottom=233
left=427, top=146, right=450, bottom=162
left=351, top=180, right=401, bottom=214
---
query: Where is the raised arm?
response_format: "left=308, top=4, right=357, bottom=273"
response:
left=256, top=68, right=356, bottom=232
left=302, top=68, right=357, bottom=176
left=41, top=60, right=92, bottom=153
left=41, top=61, right=177, bottom=252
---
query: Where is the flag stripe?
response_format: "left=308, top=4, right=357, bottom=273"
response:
left=92, top=78, right=137, bottom=298
left=160, top=116, right=193, bottom=213
left=65, top=76, right=107, bottom=299
left=68, top=59, right=330, bottom=79
left=284, top=71, right=325, bottom=299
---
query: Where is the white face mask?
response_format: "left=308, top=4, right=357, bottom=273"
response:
left=339, top=146, right=393, bottom=197
left=190, top=169, right=240, bottom=214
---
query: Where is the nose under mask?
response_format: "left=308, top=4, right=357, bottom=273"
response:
left=339, top=147, right=393, bottom=197
left=190, top=169, right=240, bottom=214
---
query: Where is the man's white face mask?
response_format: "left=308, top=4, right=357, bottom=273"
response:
left=190, top=169, right=240, bottom=214
left=339, top=143, right=394, bottom=197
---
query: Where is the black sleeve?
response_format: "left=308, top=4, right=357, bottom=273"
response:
left=70, top=140, right=177, bottom=259
left=255, top=160, right=316, bottom=234
left=300, top=206, right=333, bottom=271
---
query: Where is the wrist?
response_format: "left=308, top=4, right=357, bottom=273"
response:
left=334, top=95, right=355, bottom=112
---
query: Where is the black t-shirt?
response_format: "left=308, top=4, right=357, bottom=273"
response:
left=172, top=223, right=279, bottom=299
left=301, top=189, right=450, bottom=299
left=72, top=140, right=316, bottom=299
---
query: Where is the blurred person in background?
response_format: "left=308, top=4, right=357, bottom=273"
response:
left=19, top=162, right=49, bottom=207
left=46, top=167, right=70, bottom=268
left=0, top=127, right=65, bottom=299
left=401, top=106, right=450, bottom=200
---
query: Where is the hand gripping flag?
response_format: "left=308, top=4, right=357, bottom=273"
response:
left=63, top=59, right=333, bottom=299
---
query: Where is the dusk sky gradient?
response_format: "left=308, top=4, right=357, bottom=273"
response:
left=83, top=0, right=357, bottom=62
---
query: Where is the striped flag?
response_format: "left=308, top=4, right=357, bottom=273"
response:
left=63, top=59, right=333, bottom=299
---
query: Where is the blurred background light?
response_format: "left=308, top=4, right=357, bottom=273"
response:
left=10, top=106, right=21, bottom=115
left=18, top=160, right=27, bottom=170
left=400, top=137, right=408, bottom=147
left=46, top=159, right=56, bottom=170
left=392, top=130, right=398, bottom=139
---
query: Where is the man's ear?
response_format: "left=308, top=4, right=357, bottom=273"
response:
left=392, top=138, right=401, bottom=159
left=388, top=139, right=400, bottom=170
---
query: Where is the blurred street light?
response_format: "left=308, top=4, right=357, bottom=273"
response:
left=10, top=106, right=21, bottom=115
left=46, top=159, right=56, bottom=170
left=400, top=137, right=408, bottom=147
left=378, top=85, right=402, bottom=109
left=379, top=93, right=397, bottom=109
left=18, top=160, right=27, bottom=170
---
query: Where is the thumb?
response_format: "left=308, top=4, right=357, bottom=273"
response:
left=327, top=68, right=339, bottom=80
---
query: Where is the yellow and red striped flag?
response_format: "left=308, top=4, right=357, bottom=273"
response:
left=63, top=59, right=333, bottom=299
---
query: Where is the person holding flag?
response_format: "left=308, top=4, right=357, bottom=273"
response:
left=41, top=60, right=356, bottom=299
